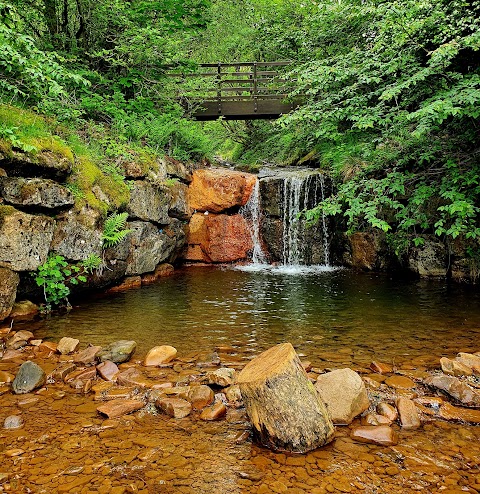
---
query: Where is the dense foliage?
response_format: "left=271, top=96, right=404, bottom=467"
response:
left=1, top=0, right=479, bottom=253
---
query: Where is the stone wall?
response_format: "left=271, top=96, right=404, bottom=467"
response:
left=0, top=150, right=192, bottom=321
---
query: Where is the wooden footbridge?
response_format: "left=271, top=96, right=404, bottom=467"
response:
left=169, top=61, right=297, bottom=120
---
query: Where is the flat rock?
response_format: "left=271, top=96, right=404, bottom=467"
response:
left=7, top=330, right=33, bottom=348
left=424, top=374, right=480, bottom=407
left=384, top=375, right=416, bottom=389
left=199, top=401, right=227, bottom=421
left=351, top=426, right=398, bottom=446
left=3, top=415, right=24, bottom=429
left=12, top=361, right=46, bottom=394
left=73, top=346, right=101, bottom=365
left=116, top=367, right=151, bottom=388
left=156, top=397, right=192, bottom=418
left=315, top=368, right=370, bottom=424
left=396, top=397, right=421, bottom=429
left=438, top=402, right=480, bottom=423
left=456, top=353, right=480, bottom=374
left=97, top=340, right=137, bottom=364
left=370, top=361, right=393, bottom=374
left=97, top=399, right=144, bottom=418
left=96, top=361, right=119, bottom=381
left=57, top=337, right=80, bottom=355
left=206, top=367, right=235, bottom=387
left=440, top=357, right=473, bottom=377
left=144, top=345, right=177, bottom=366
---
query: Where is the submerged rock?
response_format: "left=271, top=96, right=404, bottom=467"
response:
left=438, top=402, right=480, bottom=423
left=96, top=361, right=119, bottom=382
left=350, top=425, right=398, bottom=446
left=3, top=415, right=24, bottom=429
left=97, top=340, right=137, bottom=364
left=97, top=398, right=144, bottom=418
left=8, top=300, right=39, bottom=320
left=396, top=397, right=421, bottom=429
left=315, top=368, right=370, bottom=424
left=156, top=397, right=192, bottom=419
left=12, top=361, right=46, bottom=394
left=199, top=401, right=227, bottom=421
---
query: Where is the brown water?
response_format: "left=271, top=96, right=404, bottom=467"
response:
left=2, top=266, right=480, bottom=494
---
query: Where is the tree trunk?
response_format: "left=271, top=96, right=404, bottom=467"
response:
left=237, top=342, right=335, bottom=453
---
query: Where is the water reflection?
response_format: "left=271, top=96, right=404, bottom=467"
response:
left=27, top=266, right=480, bottom=367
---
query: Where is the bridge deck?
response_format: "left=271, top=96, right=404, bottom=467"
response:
left=169, top=62, right=296, bottom=120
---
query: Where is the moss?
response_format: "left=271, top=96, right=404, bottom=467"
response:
left=0, top=139, right=13, bottom=159
left=28, top=137, right=74, bottom=162
left=0, top=205, right=17, bottom=228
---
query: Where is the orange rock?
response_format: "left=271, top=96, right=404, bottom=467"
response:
left=384, top=375, right=416, bottom=389
left=199, top=401, right=227, bottom=421
left=438, top=402, right=480, bottom=423
left=141, top=263, right=174, bottom=284
left=144, top=345, right=177, bottom=366
left=107, top=276, right=142, bottom=292
left=350, top=425, right=398, bottom=446
left=377, top=402, right=398, bottom=422
left=188, top=385, right=214, bottom=410
left=96, top=361, right=120, bottom=382
left=440, top=357, right=473, bottom=376
left=188, top=169, right=256, bottom=213
left=370, top=361, right=393, bottom=374
left=97, top=398, right=144, bottom=418
left=156, top=397, right=192, bottom=418
left=396, top=397, right=421, bottom=429
left=183, top=213, right=253, bottom=263
left=455, top=353, right=480, bottom=374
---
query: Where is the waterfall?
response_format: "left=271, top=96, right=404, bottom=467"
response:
left=240, top=179, right=268, bottom=265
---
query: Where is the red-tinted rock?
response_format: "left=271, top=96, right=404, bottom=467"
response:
left=183, top=213, right=253, bottom=263
left=141, top=263, right=175, bottom=284
left=351, top=426, right=398, bottom=446
left=188, top=169, right=256, bottom=213
left=424, top=374, right=480, bottom=407
left=73, top=346, right=101, bottom=365
left=156, top=397, right=192, bottom=418
left=396, top=397, right=421, bottom=429
left=384, top=375, right=416, bottom=390
left=116, top=367, right=151, bottom=388
left=370, top=361, right=393, bottom=374
left=107, top=276, right=142, bottom=292
left=199, top=401, right=227, bottom=421
left=438, top=402, right=480, bottom=423
left=96, top=361, right=119, bottom=381
left=188, top=385, right=214, bottom=410
left=97, top=399, right=144, bottom=418
left=377, top=402, right=398, bottom=423
left=8, top=300, right=39, bottom=321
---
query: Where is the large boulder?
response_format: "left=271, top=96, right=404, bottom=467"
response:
left=188, top=169, right=256, bottom=213
left=407, top=238, right=447, bottom=277
left=315, top=368, right=370, bottom=424
left=125, top=220, right=185, bottom=275
left=127, top=181, right=170, bottom=225
left=0, top=268, right=19, bottom=320
left=0, top=206, right=55, bottom=271
left=0, top=177, right=74, bottom=211
left=183, top=213, right=253, bottom=263
left=51, top=207, right=102, bottom=261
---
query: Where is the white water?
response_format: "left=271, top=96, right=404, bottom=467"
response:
left=239, top=172, right=334, bottom=274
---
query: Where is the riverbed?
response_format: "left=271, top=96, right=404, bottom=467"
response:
left=2, top=266, right=480, bottom=493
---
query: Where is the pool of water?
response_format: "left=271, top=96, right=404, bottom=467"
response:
left=5, top=266, right=480, bottom=493
left=29, top=266, right=480, bottom=368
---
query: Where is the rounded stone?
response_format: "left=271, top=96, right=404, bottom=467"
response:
left=3, top=415, right=24, bottom=429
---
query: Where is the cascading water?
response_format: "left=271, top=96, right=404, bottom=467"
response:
left=240, top=170, right=334, bottom=273
left=240, top=179, right=268, bottom=265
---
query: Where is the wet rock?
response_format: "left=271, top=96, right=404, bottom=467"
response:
left=377, top=402, right=398, bottom=422
left=370, top=361, right=393, bottom=374
left=144, top=345, right=177, bottom=366
left=188, top=168, right=256, bottom=213
left=396, top=397, right=421, bottom=429
left=52, top=363, right=77, bottom=382
left=3, top=415, right=23, bottom=429
left=438, top=402, right=480, bottom=423
left=66, top=367, right=97, bottom=388
left=107, top=276, right=142, bottom=292
left=141, top=263, right=174, bottom=284
left=57, top=337, right=80, bottom=355
left=7, top=330, right=33, bottom=349
left=8, top=300, right=39, bottom=320
left=116, top=367, right=151, bottom=388
left=12, top=361, right=46, bottom=394
left=384, top=375, right=416, bottom=389
left=346, top=231, right=387, bottom=271
left=440, top=357, right=473, bottom=377
left=0, top=177, right=74, bottom=210
left=0, top=267, right=19, bottom=321
left=350, top=426, right=398, bottom=446
left=97, top=340, right=137, bottom=364
left=207, top=367, right=235, bottom=387
left=361, top=413, right=391, bottom=426
left=50, top=207, right=102, bottom=261
left=225, top=384, right=243, bottom=407
left=156, top=397, right=192, bottom=418
left=455, top=353, right=480, bottom=374
left=127, top=181, right=170, bottom=224
left=97, top=398, right=145, bottom=418
left=73, top=345, right=102, bottom=365
left=199, top=401, right=227, bottom=421
left=424, top=374, right=480, bottom=407
left=188, top=385, right=214, bottom=410
left=315, top=368, right=370, bottom=424
left=182, top=213, right=253, bottom=263
left=96, top=361, right=120, bottom=382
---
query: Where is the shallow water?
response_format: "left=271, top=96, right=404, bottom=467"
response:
left=3, top=266, right=480, bottom=494
left=31, top=266, right=480, bottom=366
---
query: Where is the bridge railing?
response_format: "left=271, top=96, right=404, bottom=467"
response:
left=168, top=61, right=296, bottom=120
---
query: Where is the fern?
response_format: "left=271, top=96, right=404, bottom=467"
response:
left=102, top=212, right=132, bottom=248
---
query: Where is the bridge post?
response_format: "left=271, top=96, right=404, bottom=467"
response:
left=253, top=62, right=258, bottom=113
left=217, top=62, right=222, bottom=116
